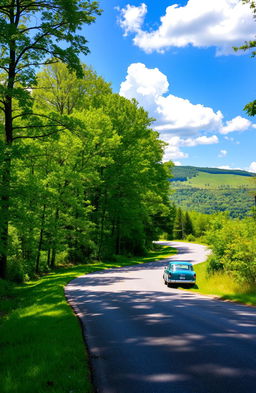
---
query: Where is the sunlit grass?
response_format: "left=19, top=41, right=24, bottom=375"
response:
left=0, top=245, right=176, bottom=393
left=189, top=262, right=256, bottom=306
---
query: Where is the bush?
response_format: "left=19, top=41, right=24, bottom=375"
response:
left=207, top=254, right=224, bottom=275
left=6, top=257, right=25, bottom=283
left=205, top=215, right=256, bottom=284
left=186, top=234, right=195, bottom=242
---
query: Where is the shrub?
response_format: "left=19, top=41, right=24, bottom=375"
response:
left=207, top=254, right=224, bottom=275
left=206, top=215, right=256, bottom=284
left=6, top=257, right=25, bottom=283
left=186, top=234, right=195, bottom=242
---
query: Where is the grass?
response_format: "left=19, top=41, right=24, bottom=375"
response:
left=0, top=245, right=176, bottom=393
left=183, top=172, right=255, bottom=189
left=188, top=262, right=256, bottom=306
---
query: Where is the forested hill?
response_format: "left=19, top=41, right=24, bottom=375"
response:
left=171, top=165, right=255, bottom=182
left=170, top=166, right=256, bottom=218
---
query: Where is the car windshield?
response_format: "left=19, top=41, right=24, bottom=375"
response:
left=172, top=264, right=193, bottom=271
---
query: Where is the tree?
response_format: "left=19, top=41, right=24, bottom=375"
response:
left=0, top=1, right=101, bottom=278
left=183, top=211, right=194, bottom=237
left=34, top=62, right=112, bottom=115
left=173, top=208, right=184, bottom=239
left=235, top=1, right=256, bottom=116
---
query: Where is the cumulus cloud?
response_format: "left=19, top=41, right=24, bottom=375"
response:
left=117, top=3, right=147, bottom=36
left=218, top=165, right=243, bottom=170
left=221, top=116, right=252, bottom=134
left=117, top=0, right=256, bottom=55
left=120, top=62, right=169, bottom=105
left=120, top=63, right=223, bottom=136
left=160, top=134, right=219, bottom=161
left=248, top=162, right=256, bottom=173
left=218, top=149, right=228, bottom=157
left=119, top=63, right=253, bottom=162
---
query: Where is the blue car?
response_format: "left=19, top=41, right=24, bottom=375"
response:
left=163, top=261, right=196, bottom=288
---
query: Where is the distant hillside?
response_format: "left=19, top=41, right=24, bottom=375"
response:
left=170, top=166, right=256, bottom=218
left=171, top=165, right=255, bottom=183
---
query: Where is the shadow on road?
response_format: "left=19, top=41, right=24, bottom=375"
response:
left=67, top=275, right=256, bottom=393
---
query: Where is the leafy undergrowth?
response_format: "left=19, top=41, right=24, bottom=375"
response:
left=0, top=245, right=176, bottom=393
left=187, top=262, right=256, bottom=306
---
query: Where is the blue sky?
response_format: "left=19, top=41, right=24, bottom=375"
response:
left=81, top=0, right=256, bottom=171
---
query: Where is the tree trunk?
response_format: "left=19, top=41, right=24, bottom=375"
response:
left=35, top=204, right=46, bottom=273
left=0, top=154, right=11, bottom=279
left=0, top=10, right=16, bottom=277
left=47, top=248, right=51, bottom=268
left=0, top=96, right=13, bottom=278
left=50, top=248, right=56, bottom=269
left=50, top=208, right=59, bottom=269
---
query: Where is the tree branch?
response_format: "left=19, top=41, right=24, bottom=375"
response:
left=13, top=127, right=65, bottom=141
left=13, top=124, right=62, bottom=130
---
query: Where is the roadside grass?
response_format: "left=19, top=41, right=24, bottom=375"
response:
left=187, top=262, right=256, bottom=306
left=0, top=245, right=176, bottom=393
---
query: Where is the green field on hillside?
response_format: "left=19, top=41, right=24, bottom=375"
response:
left=170, top=166, right=256, bottom=218
left=181, top=172, right=255, bottom=189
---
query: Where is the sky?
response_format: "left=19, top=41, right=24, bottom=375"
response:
left=80, top=0, right=256, bottom=172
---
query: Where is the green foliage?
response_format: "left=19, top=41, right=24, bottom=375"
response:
left=170, top=166, right=256, bottom=218
left=172, top=165, right=254, bottom=180
left=207, top=254, right=224, bottom=275
left=205, top=214, right=256, bottom=284
left=191, top=261, right=256, bottom=305
left=173, top=207, right=184, bottom=239
left=171, top=188, right=255, bottom=218
left=0, top=62, right=173, bottom=279
left=183, top=211, right=194, bottom=237
left=244, top=100, right=256, bottom=116
left=234, top=1, right=256, bottom=115
left=0, top=1, right=102, bottom=278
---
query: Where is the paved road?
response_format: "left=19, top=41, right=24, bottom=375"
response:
left=65, top=241, right=256, bottom=393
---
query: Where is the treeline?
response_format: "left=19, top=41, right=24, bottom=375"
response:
left=170, top=188, right=255, bottom=218
left=206, top=213, right=256, bottom=285
left=0, top=63, right=173, bottom=281
left=169, top=207, right=256, bottom=285
left=163, top=206, right=210, bottom=241
left=172, top=165, right=254, bottom=181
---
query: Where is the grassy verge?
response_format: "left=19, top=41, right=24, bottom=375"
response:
left=0, top=245, right=176, bottom=393
left=189, top=262, right=256, bottom=306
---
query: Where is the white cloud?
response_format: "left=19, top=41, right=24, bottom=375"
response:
left=120, top=63, right=253, bottom=163
left=117, top=3, right=147, bottom=36
left=248, top=162, right=256, bottom=173
left=174, top=161, right=182, bottom=166
left=120, top=63, right=223, bottom=137
left=117, top=0, right=256, bottom=55
left=155, top=95, right=223, bottom=135
left=164, top=144, right=189, bottom=161
left=218, top=165, right=243, bottom=170
left=221, top=116, right=252, bottom=134
left=120, top=62, right=169, bottom=104
left=160, top=134, right=219, bottom=161
left=218, top=165, right=232, bottom=170
left=218, top=149, right=228, bottom=157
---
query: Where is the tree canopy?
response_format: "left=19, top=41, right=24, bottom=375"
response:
left=0, top=61, right=173, bottom=280
left=0, top=1, right=101, bottom=278
left=235, top=0, right=256, bottom=116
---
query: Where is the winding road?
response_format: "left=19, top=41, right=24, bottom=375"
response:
left=65, top=241, right=256, bottom=393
